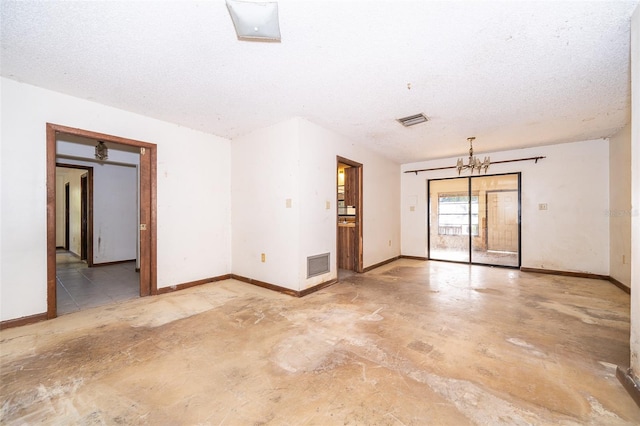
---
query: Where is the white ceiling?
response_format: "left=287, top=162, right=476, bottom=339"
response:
left=1, top=0, right=637, bottom=164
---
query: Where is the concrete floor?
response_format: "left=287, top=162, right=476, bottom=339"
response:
left=1, top=259, right=638, bottom=424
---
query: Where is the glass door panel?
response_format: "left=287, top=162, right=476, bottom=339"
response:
left=471, top=174, right=520, bottom=267
left=428, top=178, right=470, bottom=262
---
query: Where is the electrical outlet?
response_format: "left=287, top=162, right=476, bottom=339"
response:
left=388, top=240, right=392, bottom=247
left=539, top=203, right=548, bottom=210
left=286, top=199, right=292, bottom=208
left=326, top=201, right=331, bottom=210
left=410, top=206, right=415, bottom=212
left=261, top=253, right=266, bottom=263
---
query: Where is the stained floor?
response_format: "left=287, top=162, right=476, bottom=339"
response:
left=56, top=250, right=139, bottom=315
left=1, top=259, right=638, bottom=424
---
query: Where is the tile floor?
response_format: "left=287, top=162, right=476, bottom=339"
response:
left=3, top=259, right=639, bottom=424
left=56, top=250, right=139, bottom=315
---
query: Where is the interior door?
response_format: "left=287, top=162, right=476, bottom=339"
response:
left=64, top=183, right=70, bottom=250
left=80, top=173, right=88, bottom=261
left=336, top=157, right=363, bottom=274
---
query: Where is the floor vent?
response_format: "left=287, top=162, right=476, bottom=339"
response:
left=307, top=253, right=330, bottom=278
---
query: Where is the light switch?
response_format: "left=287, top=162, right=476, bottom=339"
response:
left=286, top=198, right=292, bottom=208
left=326, top=201, right=331, bottom=210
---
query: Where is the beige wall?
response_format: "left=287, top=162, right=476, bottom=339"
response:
left=231, top=117, right=401, bottom=292
left=629, top=4, right=640, bottom=378
left=402, top=139, right=610, bottom=274
left=609, top=123, right=632, bottom=288
left=0, top=77, right=232, bottom=321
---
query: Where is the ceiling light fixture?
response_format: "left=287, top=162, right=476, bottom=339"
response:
left=397, top=113, right=428, bottom=127
left=95, top=141, right=108, bottom=161
left=456, top=137, right=490, bottom=175
left=226, top=0, right=281, bottom=42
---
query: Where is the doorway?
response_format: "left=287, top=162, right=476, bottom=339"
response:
left=46, top=123, right=157, bottom=319
left=80, top=173, right=88, bottom=261
left=57, top=163, right=93, bottom=266
left=428, top=173, right=521, bottom=267
left=337, top=156, right=363, bottom=275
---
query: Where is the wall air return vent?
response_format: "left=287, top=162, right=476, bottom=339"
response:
left=307, top=253, right=330, bottom=278
left=397, top=113, right=429, bottom=127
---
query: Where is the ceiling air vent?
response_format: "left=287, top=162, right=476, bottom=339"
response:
left=397, top=113, right=429, bottom=127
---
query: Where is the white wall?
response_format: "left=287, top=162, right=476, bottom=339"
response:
left=609, top=123, right=632, bottom=288
left=0, top=77, right=232, bottom=321
left=401, top=138, right=610, bottom=275
left=298, top=118, right=401, bottom=285
left=629, top=3, right=640, bottom=378
left=232, top=117, right=401, bottom=292
left=231, top=118, right=301, bottom=290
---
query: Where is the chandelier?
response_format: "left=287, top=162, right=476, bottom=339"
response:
left=456, top=137, right=490, bottom=175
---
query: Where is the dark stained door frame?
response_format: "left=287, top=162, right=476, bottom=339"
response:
left=47, top=123, right=157, bottom=319
left=336, top=156, right=363, bottom=273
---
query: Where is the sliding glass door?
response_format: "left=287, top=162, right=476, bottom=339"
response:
left=428, top=173, right=520, bottom=267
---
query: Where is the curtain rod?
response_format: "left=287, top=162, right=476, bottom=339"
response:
left=404, top=156, right=546, bottom=175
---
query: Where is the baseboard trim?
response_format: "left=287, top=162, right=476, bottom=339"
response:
left=231, top=274, right=299, bottom=297
left=0, top=312, right=48, bottom=330
left=519, top=267, right=609, bottom=281
left=92, top=259, right=136, bottom=267
left=362, top=256, right=400, bottom=273
left=609, top=276, right=631, bottom=294
left=156, top=274, right=232, bottom=295
left=617, top=366, right=640, bottom=408
left=399, top=255, right=429, bottom=261
left=231, top=274, right=338, bottom=298
left=299, top=279, right=339, bottom=297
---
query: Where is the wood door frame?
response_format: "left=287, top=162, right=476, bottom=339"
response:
left=47, top=123, right=157, bottom=319
left=57, top=163, right=93, bottom=265
left=337, top=156, right=363, bottom=273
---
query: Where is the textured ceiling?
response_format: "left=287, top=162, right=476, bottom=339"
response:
left=1, top=0, right=637, bottom=163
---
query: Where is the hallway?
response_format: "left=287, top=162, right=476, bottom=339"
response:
left=2, top=259, right=638, bottom=424
left=56, top=250, right=138, bottom=315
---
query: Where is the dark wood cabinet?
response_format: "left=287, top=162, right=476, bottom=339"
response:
left=338, top=225, right=356, bottom=270
left=344, top=167, right=358, bottom=206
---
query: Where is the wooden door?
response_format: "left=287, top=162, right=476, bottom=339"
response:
left=64, top=183, right=70, bottom=250
left=336, top=157, right=363, bottom=273
left=338, top=226, right=356, bottom=270
left=344, top=167, right=358, bottom=206
left=80, top=174, right=88, bottom=261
